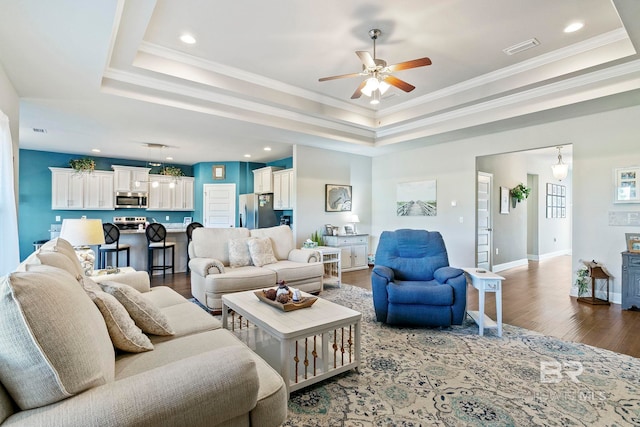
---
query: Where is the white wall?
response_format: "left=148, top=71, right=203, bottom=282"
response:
left=294, top=144, right=372, bottom=250
left=371, top=104, right=640, bottom=303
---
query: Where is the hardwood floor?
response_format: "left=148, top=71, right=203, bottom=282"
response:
left=151, top=256, right=640, bottom=358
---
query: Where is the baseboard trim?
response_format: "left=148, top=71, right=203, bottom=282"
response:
left=493, top=258, right=528, bottom=273
left=527, top=249, right=572, bottom=261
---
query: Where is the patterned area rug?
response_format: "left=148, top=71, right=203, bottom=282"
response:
left=247, top=284, right=640, bottom=427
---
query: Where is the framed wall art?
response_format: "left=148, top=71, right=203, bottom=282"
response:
left=614, top=167, right=640, bottom=203
left=626, top=233, right=640, bottom=253
left=325, top=184, right=352, bottom=212
left=212, top=165, right=225, bottom=180
left=546, top=183, right=566, bottom=218
left=500, top=186, right=510, bottom=214
left=396, top=179, right=437, bottom=216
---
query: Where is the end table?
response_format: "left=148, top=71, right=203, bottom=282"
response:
left=463, top=268, right=505, bottom=337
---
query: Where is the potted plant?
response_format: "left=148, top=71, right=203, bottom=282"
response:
left=575, top=266, right=590, bottom=297
left=159, top=166, right=184, bottom=177
left=510, top=183, right=531, bottom=207
left=69, top=157, right=95, bottom=174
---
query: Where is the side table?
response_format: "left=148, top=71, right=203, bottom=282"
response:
left=463, top=268, right=505, bottom=337
left=90, top=266, right=136, bottom=278
left=303, top=246, right=342, bottom=287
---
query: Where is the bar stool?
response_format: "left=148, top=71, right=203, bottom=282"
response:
left=185, top=222, right=203, bottom=274
left=145, top=223, right=175, bottom=277
left=98, top=223, right=130, bottom=269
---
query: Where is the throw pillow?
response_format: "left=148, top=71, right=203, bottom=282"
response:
left=38, top=237, right=85, bottom=278
left=32, top=251, right=82, bottom=280
left=0, top=266, right=114, bottom=410
left=247, top=237, right=278, bottom=267
left=85, top=289, right=154, bottom=353
left=99, top=281, right=175, bottom=336
left=228, top=238, right=252, bottom=267
left=78, top=275, right=102, bottom=293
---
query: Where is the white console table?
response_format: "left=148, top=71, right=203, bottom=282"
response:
left=323, top=234, right=368, bottom=272
left=463, top=268, right=505, bottom=337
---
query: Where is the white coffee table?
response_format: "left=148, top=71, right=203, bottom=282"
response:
left=463, top=268, right=505, bottom=337
left=222, top=290, right=361, bottom=395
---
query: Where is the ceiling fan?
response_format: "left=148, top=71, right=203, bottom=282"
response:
left=318, top=29, right=432, bottom=104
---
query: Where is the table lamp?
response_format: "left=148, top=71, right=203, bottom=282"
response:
left=350, top=214, right=360, bottom=234
left=59, top=218, right=105, bottom=275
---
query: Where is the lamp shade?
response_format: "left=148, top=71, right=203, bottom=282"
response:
left=552, top=163, right=569, bottom=181
left=59, top=219, right=105, bottom=246
left=350, top=215, right=360, bottom=223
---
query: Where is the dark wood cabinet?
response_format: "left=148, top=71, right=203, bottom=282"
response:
left=621, top=251, right=640, bottom=310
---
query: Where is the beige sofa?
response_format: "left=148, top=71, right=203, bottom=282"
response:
left=189, top=225, right=324, bottom=312
left=0, top=238, right=287, bottom=427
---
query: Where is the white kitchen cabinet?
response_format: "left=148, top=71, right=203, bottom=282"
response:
left=112, top=165, right=151, bottom=192
left=253, top=166, right=282, bottom=194
left=147, top=175, right=194, bottom=211
left=273, top=168, right=294, bottom=210
left=50, top=168, right=85, bottom=210
left=147, top=175, right=173, bottom=210
left=323, top=234, right=368, bottom=272
left=84, top=171, right=115, bottom=210
left=173, top=177, right=194, bottom=211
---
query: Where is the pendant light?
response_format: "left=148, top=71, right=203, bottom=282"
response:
left=551, top=146, right=569, bottom=181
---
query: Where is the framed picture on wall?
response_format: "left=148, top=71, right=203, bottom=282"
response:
left=212, top=165, right=225, bottom=180
left=614, top=167, right=640, bottom=203
left=325, top=184, right=352, bottom=212
left=500, top=186, right=510, bottom=214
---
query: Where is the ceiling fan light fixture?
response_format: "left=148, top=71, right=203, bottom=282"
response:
left=362, top=77, right=379, bottom=97
left=379, top=80, right=390, bottom=95
left=370, top=89, right=381, bottom=105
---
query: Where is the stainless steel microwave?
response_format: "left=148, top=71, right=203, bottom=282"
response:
left=115, top=192, right=148, bottom=209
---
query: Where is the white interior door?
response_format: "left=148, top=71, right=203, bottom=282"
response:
left=477, top=172, right=493, bottom=270
left=203, top=183, right=236, bottom=228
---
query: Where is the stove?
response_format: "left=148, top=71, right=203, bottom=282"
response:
left=113, top=216, right=147, bottom=230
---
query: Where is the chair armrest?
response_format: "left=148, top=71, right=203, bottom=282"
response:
left=91, top=271, right=150, bottom=293
left=288, top=249, right=319, bottom=263
left=189, top=257, right=226, bottom=276
left=433, top=266, right=464, bottom=284
left=372, top=265, right=394, bottom=282
left=6, top=347, right=259, bottom=427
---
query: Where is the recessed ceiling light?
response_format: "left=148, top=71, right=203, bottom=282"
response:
left=564, top=22, right=584, bottom=33
left=166, top=156, right=173, bottom=160
left=91, top=148, right=101, bottom=153
left=244, top=154, right=251, bottom=158
left=180, top=34, right=196, bottom=44
left=264, top=147, right=272, bottom=151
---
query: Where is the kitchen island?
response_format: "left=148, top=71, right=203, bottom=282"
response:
left=112, top=225, right=188, bottom=274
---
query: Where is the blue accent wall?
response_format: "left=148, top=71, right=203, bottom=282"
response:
left=19, top=151, right=294, bottom=259
left=18, top=149, right=193, bottom=260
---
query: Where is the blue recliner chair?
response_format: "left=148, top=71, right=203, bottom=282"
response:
left=372, top=229, right=466, bottom=327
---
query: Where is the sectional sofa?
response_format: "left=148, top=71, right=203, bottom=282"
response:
left=0, top=238, right=288, bottom=427
left=189, top=225, right=324, bottom=313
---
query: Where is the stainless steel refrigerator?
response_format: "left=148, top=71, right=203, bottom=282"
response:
left=238, top=193, right=278, bottom=229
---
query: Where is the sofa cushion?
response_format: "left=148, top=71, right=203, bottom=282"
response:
left=203, top=266, right=276, bottom=294
left=262, top=260, right=324, bottom=283
left=250, top=225, right=294, bottom=261
left=99, top=281, right=175, bottom=336
left=148, top=302, right=221, bottom=344
left=0, top=266, right=114, bottom=410
left=86, top=289, right=154, bottom=353
left=143, top=286, right=193, bottom=308
left=39, top=237, right=85, bottom=278
left=228, top=237, right=253, bottom=267
left=191, top=227, right=251, bottom=265
left=247, top=238, right=278, bottom=267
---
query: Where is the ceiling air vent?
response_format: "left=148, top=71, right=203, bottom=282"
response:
left=32, top=128, right=47, bottom=133
left=503, top=38, right=540, bottom=56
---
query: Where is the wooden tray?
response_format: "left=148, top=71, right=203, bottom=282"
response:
left=254, top=291, right=317, bottom=312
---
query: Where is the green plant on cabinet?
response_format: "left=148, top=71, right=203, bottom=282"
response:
left=69, top=158, right=95, bottom=174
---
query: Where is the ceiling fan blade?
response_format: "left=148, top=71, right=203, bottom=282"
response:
left=356, top=51, right=376, bottom=69
left=319, top=72, right=362, bottom=82
left=383, top=75, right=416, bottom=92
left=387, top=57, right=432, bottom=72
left=351, top=80, right=367, bottom=99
